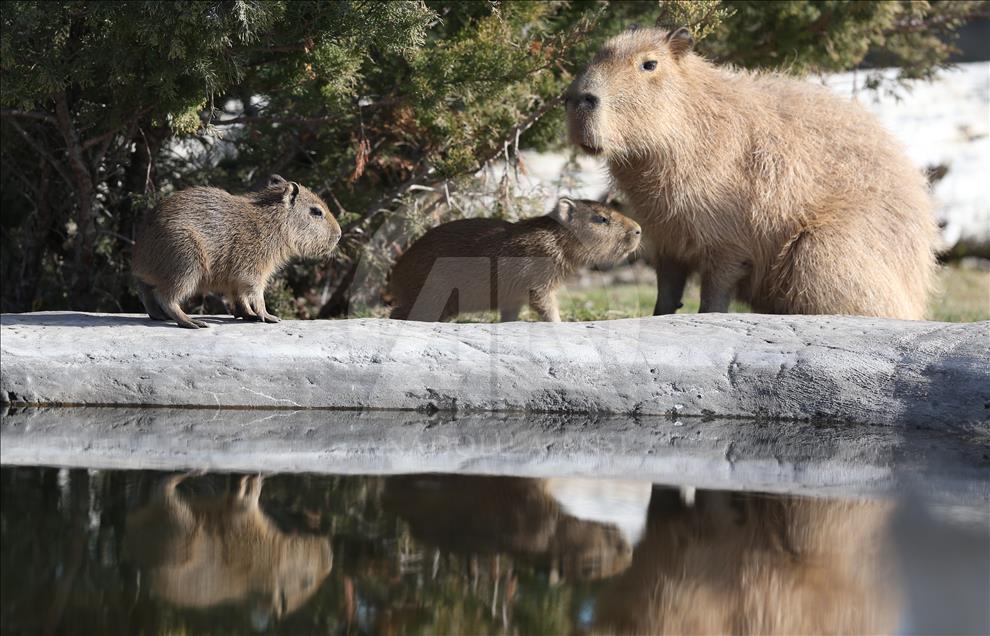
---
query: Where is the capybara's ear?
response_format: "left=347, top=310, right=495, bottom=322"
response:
left=666, top=27, right=694, bottom=59
left=552, top=198, right=576, bottom=224
left=268, top=174, right=287, bottom=187
left=282, top=181, right=300, bottom=208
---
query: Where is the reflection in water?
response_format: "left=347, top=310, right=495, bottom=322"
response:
left=594, top=489, right=898, bottom=635
left=124, top=473, right=332, bottom=630
left=0, top=467, right=986, bottom=635
left=384, top=475, right=637, bottom=583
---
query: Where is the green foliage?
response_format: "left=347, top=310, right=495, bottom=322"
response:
left=700, top=0, right=985, bottom=85
left=0, top=0, right=983, bottom=315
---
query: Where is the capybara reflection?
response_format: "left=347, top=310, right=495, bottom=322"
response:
left=593, top=488, right=898, bottom=635
left=567, top=27, right=937, bottom=318
left=384, top=475, right=632, bottom=581
left=124, top=474, right=332, bottom=627
left=387, top=198, right=641, bottom=322
left=132, top=175, right=341, bottom=328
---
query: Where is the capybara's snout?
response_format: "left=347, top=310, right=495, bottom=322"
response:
left=625, top=219, right=642, bottom=251
left=566, top=75, right=605, bottom=155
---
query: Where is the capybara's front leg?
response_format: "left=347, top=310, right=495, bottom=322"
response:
left=654, top=258, right=690, bottom=315
left=699, top=262, right=748, bottom=313
left=529, top=289, right=561, bottom=322
left=249, top=289, right=281, bottom=323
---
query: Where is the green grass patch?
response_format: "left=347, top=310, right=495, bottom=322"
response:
left=351, top=264, right=988, bottom=323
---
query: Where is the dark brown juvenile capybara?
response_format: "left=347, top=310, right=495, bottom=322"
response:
left=388, top=198, right=640, bottom=322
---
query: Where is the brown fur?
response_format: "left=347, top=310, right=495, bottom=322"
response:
left=124, top=474, right=332, bottom=627
left=132, top=175, right=341, bottom=328
left=383, top=475, right=633, bottom=582
left=593, top=488, right=898, bottom=635
left=387, top=198, right=641, bottom=322
left=567, top=27, right=937, bottom=319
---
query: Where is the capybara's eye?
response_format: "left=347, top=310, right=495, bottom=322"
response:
left=309, top=207, right=324, bottom=218
left=592, top=214, right=610, bottom=225
left=641, top=60, right=658, bottom=71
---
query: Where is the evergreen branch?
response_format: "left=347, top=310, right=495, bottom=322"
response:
left=886, top=7, right=990, bottom=35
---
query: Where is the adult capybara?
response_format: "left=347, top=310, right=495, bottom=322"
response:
left=388, top=198, right=641, bottom=322
left=593, top=488, right=898, bottom=635
left=566, top=27, right=938, bottom=319
left=132, top=175, right=341, bottom=328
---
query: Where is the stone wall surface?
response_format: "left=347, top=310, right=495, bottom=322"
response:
left=1, top=312, right=987, bottom=427
left=2, top=407, right=987, bottom=504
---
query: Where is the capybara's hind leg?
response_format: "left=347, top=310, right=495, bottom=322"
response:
left=162, top=301, right=209, bottom=329
left=137, top=280, right=169, bottom=321
left=769, top=227, right=923, bottom=319
left=155, top=289, right=208, bottom=329
left=230, top=290, right=259, bottom=320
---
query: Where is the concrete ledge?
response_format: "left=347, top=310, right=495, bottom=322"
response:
left=2, top=407, right=987, bottom=504
left=1, top=312, right=987, bottom=427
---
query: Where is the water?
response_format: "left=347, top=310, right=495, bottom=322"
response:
left=1, top=466, right=987, bottom=635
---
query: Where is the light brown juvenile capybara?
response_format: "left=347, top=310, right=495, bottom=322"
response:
left=387, top=198, right=641, bottom=322
left=593, top=487, right=899, bottom=635
left=132, top=175, right=341, bottom=328
left=567, top=27, right=938, bottom=319
left=124, top=474, right=333, bottom=627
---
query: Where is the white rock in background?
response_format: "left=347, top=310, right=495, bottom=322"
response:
left=822, top=62, right=990, bottom=246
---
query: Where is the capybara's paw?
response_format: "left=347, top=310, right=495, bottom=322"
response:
left=262, top=313, right=281, bottom=324
left=191, top=319, right=210, bottom=328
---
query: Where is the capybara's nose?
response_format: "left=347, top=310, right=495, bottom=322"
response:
left=579, top=93, right=599, bottom=110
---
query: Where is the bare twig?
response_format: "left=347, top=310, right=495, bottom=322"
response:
left=55, top=91, right=98, bottom=302
left=210, top=113, right=347, bottom=127
left=0, top=109, right=57, bottom=124
left=6, top=119, right=75, bottom=190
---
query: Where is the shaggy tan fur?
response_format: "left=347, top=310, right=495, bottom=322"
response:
left=567, top=27, right=937, bottom=318
left=593, top=489, right=899, bottom=635
left=124, top=474, right=332, bottom=626
left=387, top=198, right=641, bottom=322
left=132, top=175, right=341, bottom=328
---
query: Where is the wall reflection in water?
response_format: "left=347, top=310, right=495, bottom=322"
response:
left=1, top=467, right=986, bottom=635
